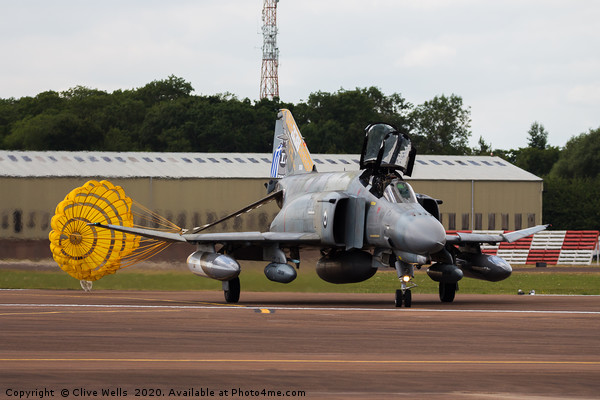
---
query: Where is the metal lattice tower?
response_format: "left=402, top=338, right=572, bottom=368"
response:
left=260, top=0, right=279, bottom=99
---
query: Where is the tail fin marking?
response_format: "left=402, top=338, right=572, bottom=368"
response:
left=270, top=143, right=284, bottom=178
left=270, top=109, right=315, bottom=178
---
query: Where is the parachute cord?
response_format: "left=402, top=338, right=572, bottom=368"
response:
left=132, top=200, right=182, bottom=233
left=120, top=241, right=174, bottom=268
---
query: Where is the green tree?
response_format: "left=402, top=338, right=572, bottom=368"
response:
left=0, top=98, right=17, bottom=143
left=472, top=136, right=492, bottom=155
left=542, top=127, right=600, bottom=230
left=13, top=91, right=64, bottom=119
left=550, top=127, right=600, bottom=179
left=527, top=121, right=548, bottom=150
left=543, top=176, right=600, bottom=229
left=295, top=87, right=412, bottom=154
left=493, top=148, right=517, bottom=164
left=97, top=93, right=146, bottom=150
left=409, top=94, right=471, bottom=155
left=513, top=146, right=560, bottom=177
left=139, top=98, right=194, bottom=151
left=135, top=75, right=194, bottom=106
left=4, top=112, right=102, bottom=150
left=498, top=123, right=559, bottom=177
left=103, top=128, right=137, bottom=152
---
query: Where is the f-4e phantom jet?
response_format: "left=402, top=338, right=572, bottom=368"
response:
left=93, top=109, right=547, bottom=307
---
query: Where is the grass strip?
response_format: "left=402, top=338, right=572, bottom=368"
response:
left=1, top=268, right=599, bottom=295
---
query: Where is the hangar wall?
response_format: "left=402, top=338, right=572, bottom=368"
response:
left=411, top=180, right=543, bottom=231
left=0, top=177, right=280, bottom=241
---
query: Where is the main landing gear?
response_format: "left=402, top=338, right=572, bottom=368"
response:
left=223, top=277, right=241, bottom=303
left=439, top=282, right=457, bottom=303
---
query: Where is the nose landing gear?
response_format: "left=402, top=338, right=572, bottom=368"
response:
left=395, top=288, right=412, bottom=308
left=394, top=260, right=416, bottom=308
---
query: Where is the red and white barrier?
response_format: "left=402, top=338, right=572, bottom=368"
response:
left=448, top=230, right=599, bottom=265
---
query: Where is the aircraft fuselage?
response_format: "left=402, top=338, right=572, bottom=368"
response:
left=270, top=171, right=446, bottom=257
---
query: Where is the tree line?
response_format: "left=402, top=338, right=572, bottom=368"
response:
left=0, top=75, right=473, bottom=154
left=1, top=76, right=598, bottom=230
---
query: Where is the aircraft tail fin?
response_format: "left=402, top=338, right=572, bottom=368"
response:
left=270, top=109, right=316, bottom=178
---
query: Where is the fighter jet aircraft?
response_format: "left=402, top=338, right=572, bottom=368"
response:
left=92, top=109, right=547, bottom=307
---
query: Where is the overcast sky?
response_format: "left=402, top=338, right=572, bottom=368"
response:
left=2, top=0, right=599, bottom=150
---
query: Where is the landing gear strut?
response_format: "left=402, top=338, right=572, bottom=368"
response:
left=394, top=260, right=416, bottom=308
left=223, top=277, right=240, bottom=303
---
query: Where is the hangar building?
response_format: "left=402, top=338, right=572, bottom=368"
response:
left=0, top=151, right=542, bottom=253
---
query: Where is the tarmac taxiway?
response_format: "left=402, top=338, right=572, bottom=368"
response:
left=1, top=290, right=599, bottom=399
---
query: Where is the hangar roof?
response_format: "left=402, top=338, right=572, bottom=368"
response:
left=0, top=151, right=541, bottom=181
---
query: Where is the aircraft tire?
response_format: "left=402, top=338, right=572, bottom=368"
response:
left=403, top=289, right=412, bottom=308
left=395, top=289, right=412, bottom=308
left=395, top=289, right=402, bottom=307
left=224, top=277, right=240, bottom=303
left=439, top=282, right=456, bottom=303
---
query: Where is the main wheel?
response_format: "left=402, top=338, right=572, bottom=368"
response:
left=439, top=282, right=457, bottom=303
left=224, top=277, right=240, bottom=303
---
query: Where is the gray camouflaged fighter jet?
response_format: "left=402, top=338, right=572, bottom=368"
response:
left=92, top=109, right=547, bottom=307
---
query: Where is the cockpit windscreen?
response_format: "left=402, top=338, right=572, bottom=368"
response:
left=383, top=180, right=417, bottom=204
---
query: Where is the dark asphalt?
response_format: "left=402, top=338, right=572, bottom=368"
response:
left=1, top=290, right=599, bottom=399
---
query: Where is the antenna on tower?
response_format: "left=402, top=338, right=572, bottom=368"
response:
left=260, top=0, right=279, bottom=100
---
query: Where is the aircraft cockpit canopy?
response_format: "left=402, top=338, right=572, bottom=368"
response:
left=359, top=123, right=416, bottom=176
left=383, top=179, right=417, bottom=204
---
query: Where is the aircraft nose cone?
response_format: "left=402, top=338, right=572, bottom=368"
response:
left=398, top=215, right=446, bottom=255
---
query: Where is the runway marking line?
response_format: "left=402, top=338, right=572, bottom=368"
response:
left=0, top=358, right=598, bottom=366
left=0, top=308, right=180, bottom=316
left=0, top=291, right=243, bottom=308
left=1, top=303, right=600, bottom=315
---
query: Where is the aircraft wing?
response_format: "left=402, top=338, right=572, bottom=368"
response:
left=90, top=223, right=320, bottom=246
left=183, top=231, right=321, bottom=245
left=446, top=224, right=549, bottom=245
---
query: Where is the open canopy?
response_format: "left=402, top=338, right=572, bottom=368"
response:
left=359, top=123, right=416, bottom=176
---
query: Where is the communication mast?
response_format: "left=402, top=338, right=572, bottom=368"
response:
left=260, top=0, right=279, bottom=99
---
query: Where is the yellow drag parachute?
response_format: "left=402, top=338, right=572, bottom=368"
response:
left=49, top=180, right=178, bottom=281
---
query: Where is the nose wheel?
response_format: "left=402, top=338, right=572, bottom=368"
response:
left=394, top=259, right=416, bottom=308
left=395, top=288, right=412, bottom=308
